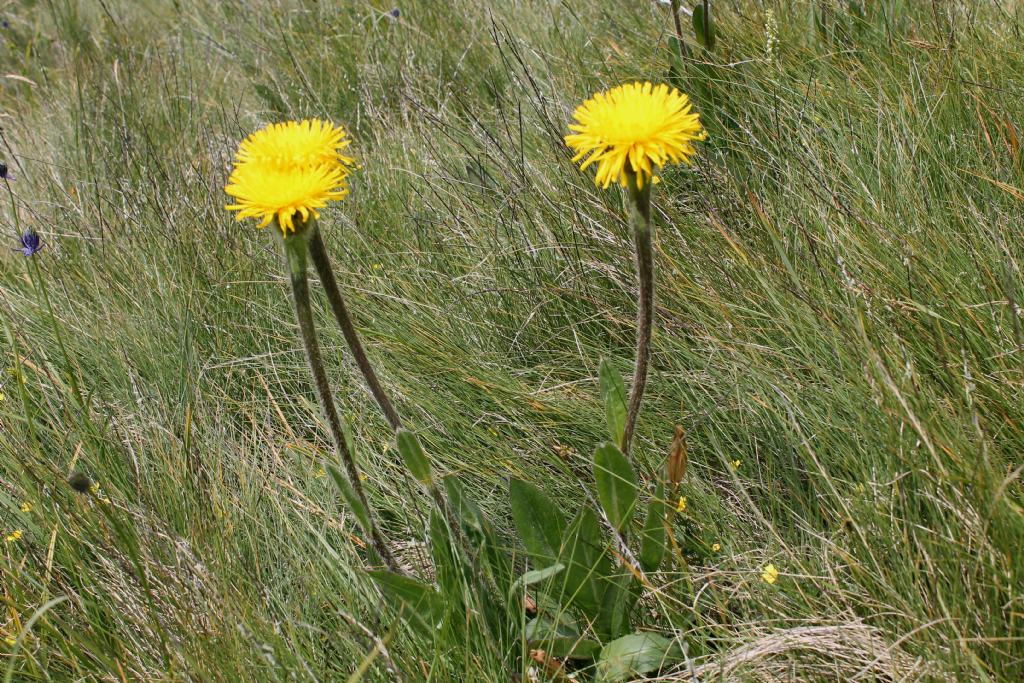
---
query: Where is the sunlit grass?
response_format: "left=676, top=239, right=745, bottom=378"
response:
left=1, top=0, right=1022, bottom=680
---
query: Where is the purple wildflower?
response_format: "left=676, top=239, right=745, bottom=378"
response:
left=389, top=7, right=400, bottom=18
left=17, top=230, right=41, bottom=257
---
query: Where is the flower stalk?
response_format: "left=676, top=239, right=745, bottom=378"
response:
left=622, top=169, right=653, bottom=456
left=308, top=229, right=402, bottom=431
left=281, top=224, right=403, bottom=574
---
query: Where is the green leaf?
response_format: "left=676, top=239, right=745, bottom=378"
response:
left=444, top=477, right=513, bottom=586
left=509, top=479, right=566, bottom=567
left=512, top=563, right=565, bottom=593
left=598, top=359, right=628, bottom=448
left=597, top=572, right=640, bottom=640
left=593, top=443, right=638, bottom=533
left=692, top=2, right=716, bottom=50
left=367, top=571, right=442, bottom=634
left=556, top=507, right=611, bottom=624
left=639, top=482, right=667, bottom=573
left=396, top=428, right=432, bottom=484
left=595, top=632, right=683, bottom=682
left=525, top=617, right=602, bottom=660
left=326, top=464, right=370, bottom=532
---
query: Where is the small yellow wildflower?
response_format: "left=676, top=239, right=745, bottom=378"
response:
left=372, top=263, right=383, bottom=270
left=20, top=502, right=32, bottom=513
left=4, top=636, right=15, bottom=647
left=565, top=81, right=706, bottom=189
left=358, top=473, right=368, bottom=482
left=711, top=542, right=721, bottom=552
left=731, top=459, right=741, bottom=469
left=89, top=482, right=101, bottom=494
left=761, top=563, right=779, bottom=584
left=676, top=496, right=687, bottom=513
left=4, top=529, right=23, bottom=544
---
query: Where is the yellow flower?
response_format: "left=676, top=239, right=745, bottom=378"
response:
left=711, top=542, right=721, bottom=552
left=5, top=529, right=23, bottom=543
left=233, top=119, right=354, bottom=171
left=4, top=636, right=14, bottom=647
left=225, top=163, right=350, bottom=234
left=565, top=81, right=705, bottom=189
left=19, top=502, right=31, bottom=513
left=761, top=563, right=779, bottom=584
left=731, top=459, right=741, bottom=469
left=676, top=496, right=687, bottom=513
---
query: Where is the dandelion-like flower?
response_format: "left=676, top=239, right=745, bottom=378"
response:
left=225, top=163, right=350, bottom=234
left=4, top=529, right=22, bottom=544
left=565, top=81, right=705, bottom=189
left=233, top=119, right=354, bottom=171
left=676, top=496, right=687, bottom=513
left=225, top=119, right=355, bottom=234
left=761, top=563, right=779, bottom=584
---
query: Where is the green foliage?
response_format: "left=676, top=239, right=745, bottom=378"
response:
left=396, top=428, right=432, bottom=484
left=592, top=443, right=638, bottom=534
left=556, top=507, right=612, bottom=625
left=691, top=2, right=716, bottom=51
left=509, top=479, right=567, bottom=567
left=598, top=358, right=628, bottom=449
left=595, top=632, right=683, bottom=683
left=639, top=482, right=668, bottom=573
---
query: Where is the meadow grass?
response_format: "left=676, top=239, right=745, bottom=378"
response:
left=1, top=0, right=1023, bottom=680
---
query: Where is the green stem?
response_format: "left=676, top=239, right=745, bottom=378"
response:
left=282, top=227, right=403, bottom=574
left=307, top=228, right=403, bottom=431
left=622, top=170, right=653, bottom=457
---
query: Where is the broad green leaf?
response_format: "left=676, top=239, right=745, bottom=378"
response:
left=692, top=2, right=716, bottom=50
left=598, top=359, right=628, bottom=448
left=597, top=572, right=640, bottom=640
left=396, top=429, right=432, bottom=484
left=593, top=443, right=638, bottom=533
left=596, top=632, right=683, bottom=682
left=639, top=482, right=667, bottom=573
left=326, top=464, right=370, bottom=532
left=556, top=507, right=610, bottom=624
left=525, top=617, right=602, bottom=660
left=367, top=571, right=442, bottom=634
left=509, top=479, right=566, bottom=567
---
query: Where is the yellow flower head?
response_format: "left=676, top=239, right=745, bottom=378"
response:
left=225, top=163, right=350, bottom=234
left=225, top=119, right=355, bottom=234
left=565, top=81, right=706, bottom=190
left=5, top=529, right=23, bottom=544
left=761, top=563, right=779, bottom=584
left=676, top=496, right=687, bottom=513
left=711, top=542, right=721, bottom=553
left=233, top=119, right=355, bottom=171
left=19, top=502, right=31, bottom=513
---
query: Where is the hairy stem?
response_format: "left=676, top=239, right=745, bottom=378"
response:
left=308, top=229, right=403, bottom=431
left=283, top=230, right=403, bottom=574
left=622, top=170, right=653, bottom=457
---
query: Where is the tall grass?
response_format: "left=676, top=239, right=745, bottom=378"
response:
left=1, top=0, right=1022, bottom=679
